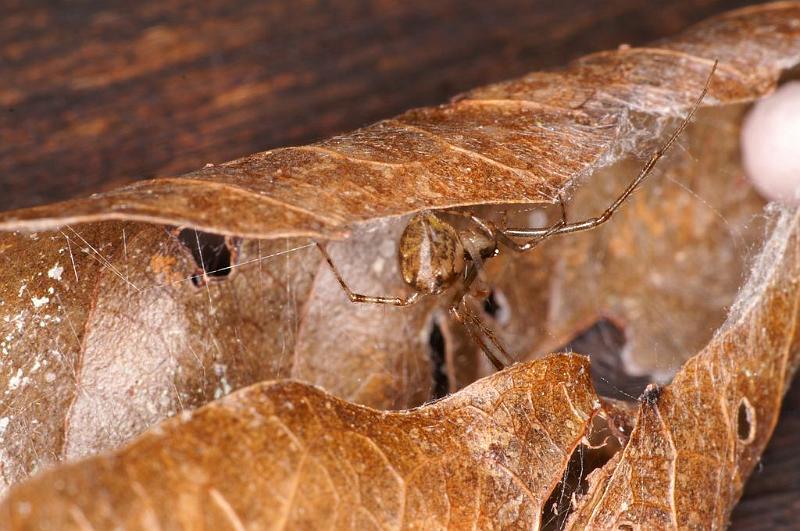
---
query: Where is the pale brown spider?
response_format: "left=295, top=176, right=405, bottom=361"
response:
left=317, top=61, right=716, bottom=370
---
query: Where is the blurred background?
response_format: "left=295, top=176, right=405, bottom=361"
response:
left=1, top=0, right=795, bottom=527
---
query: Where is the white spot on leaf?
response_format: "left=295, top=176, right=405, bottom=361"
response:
left=31, top=296, right=49, bottom=308
left=6, top=368, right=29, bottom=392
left=47, top=264, right=64, bottom=281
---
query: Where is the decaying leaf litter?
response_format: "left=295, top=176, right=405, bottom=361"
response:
left=1, top=2, right=800, bottom=528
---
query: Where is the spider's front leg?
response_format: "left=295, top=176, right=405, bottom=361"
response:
left=492, top=195, right=568, bottom=253
left=449, top=299, right=512, bottom=371
left=504, top=60, right=717, bottom=241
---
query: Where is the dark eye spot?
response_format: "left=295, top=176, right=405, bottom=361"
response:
left=640, top=384, right=662, bottom=406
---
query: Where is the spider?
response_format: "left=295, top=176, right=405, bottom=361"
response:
left=316, top=61, right=716, bottom=371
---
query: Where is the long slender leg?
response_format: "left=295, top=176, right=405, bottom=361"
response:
left=493, top=196, right=567, bottom=253
left=450, top=305, right=502, bottom=370
left=450, top=300, right=512, bottom=371
left=443, top=195, right=567, bottom=254
left=505, top=60, right=717, bottom=240
left=447, top=264, right=514, bottom=370
left=315, top=242, right=422, bottom=306
left=449, top=261, right=480, bottom=308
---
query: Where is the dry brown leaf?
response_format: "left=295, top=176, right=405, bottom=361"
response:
left=481, top=103, right=766, bottom=384
left=567, top=206, right=800, bottom=529
left=3, top=206, right=797, bottom=528
left=1, top=2, right=800, bottom=526
left=1, top=6, right=798, bottom=238
left=1, top=198, right=799, bottom=527
left=1, top=355, right=601, bottom=529
left=0, top=224, right=317, bottom=482
left=0, top=222, right=438, bottom=491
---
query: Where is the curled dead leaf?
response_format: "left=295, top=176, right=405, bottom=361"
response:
left=1, top=355, right=601, bottom=529
left=1, top=2, right=800, bottom=527
left=1, top=6, right=798, bottom=239
left=565, top=207, right=800, bottom=528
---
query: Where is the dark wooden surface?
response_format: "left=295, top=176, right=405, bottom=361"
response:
left=730, top=387, right=800, bottom=528
left=2, top=0, right=795, bottom=527
left=0, top=0, right=761, bottom=210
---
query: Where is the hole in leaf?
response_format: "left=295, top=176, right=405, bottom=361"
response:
left=737, top=397, right=756, bottom=443
left=556, top=318, right=650, bottom=401
left=541, top=415, right=622, bottom=530
left=427, top=318, right=450, bottom=400
left=481, top=288, right=510, bottom=325
left=177, top=229, right=235, bottom=286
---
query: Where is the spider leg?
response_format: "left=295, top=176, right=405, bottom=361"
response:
left=448, top=260, right=480, bottom=306
left=460, top=222, right=495, bottom=284
left=441, top=197, right=567, bottom=255
left=571, top=87, right=597, bottom=112
left=315, top=242, right=422, bottom=306
left=505, top=59, right=717, bottom=240
left=450, top=300, right=512, bottom=371
left=493, top=195, right=567, bottom=253
left=447, top=263, right=513, bottom=371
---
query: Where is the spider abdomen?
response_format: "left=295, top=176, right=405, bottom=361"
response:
left=398, top=212, right=465, bottom=295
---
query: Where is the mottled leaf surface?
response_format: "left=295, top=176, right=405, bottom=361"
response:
left=567, top=207, right=800, bottom=529
left=1, top=355, right=600, bottom=529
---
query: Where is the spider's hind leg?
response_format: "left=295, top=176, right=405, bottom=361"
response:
left=315, top=241, right=421, bottom=307
left=450, top=298, right=513, bottom=371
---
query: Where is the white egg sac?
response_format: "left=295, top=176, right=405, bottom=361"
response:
left=741, top=81, right=800, bottom=204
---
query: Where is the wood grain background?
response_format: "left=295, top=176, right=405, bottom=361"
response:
left=1, top=0, right=795, bottom=527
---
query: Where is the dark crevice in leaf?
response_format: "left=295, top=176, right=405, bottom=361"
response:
left=483, top=290, right=501, bottom=316
left=482, top=288, right=511, bottom=326
left=556, top=318, right=651, bottom=401
left=176, top=228, right=237, bottom=286
left=427, top=318, right=450, bottom=400
left=541, top=415, right=623, bottom=530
